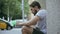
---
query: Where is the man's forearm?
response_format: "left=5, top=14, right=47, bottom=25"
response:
left=16, top=22, right=33, bottom=27
left=16, top=21, right=28, bottom=26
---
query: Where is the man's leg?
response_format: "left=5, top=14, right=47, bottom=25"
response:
left=32, top=28, right=44, bottom=34
left=22, top=26, right=33, bottom=34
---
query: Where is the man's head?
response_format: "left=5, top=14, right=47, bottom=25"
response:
left=30, top=1, right=41, bottom=15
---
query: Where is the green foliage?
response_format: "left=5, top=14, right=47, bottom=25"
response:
left=0, top=0, right=29, bottom=20
left=24, top=0, right=29, bottom=15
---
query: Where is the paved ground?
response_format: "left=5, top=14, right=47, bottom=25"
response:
left=0, top=28, right=22, bottom=34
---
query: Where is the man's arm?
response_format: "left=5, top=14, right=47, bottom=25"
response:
left=16, top=16, right=40, bottom=26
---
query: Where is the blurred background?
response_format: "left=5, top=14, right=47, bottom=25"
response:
left=0, top=0, right=60, bottom=34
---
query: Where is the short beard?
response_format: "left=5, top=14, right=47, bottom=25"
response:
left=33, top=10, right=38, bottom=16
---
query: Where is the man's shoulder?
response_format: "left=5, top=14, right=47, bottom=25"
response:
left=38, top=9, right=47, bottom=14
left=36, top=9, right=47, bottom=16
left=39, top=9, right=47, bottom=12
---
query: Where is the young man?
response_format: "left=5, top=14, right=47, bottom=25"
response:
left=16, top=1, right=47, bottom=34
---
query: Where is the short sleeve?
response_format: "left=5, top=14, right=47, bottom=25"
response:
left=36, top=10, right=47, bottom=19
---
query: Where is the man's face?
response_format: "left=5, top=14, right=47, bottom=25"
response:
left=30, top=7, right=38, bottom=15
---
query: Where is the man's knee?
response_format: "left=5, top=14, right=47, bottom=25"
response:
left=22, top=26, right=29, bottom=32
left=22, top=26, right=33, bottom=32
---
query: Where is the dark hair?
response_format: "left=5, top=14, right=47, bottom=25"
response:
left=30, top=1, right=41, bottom=9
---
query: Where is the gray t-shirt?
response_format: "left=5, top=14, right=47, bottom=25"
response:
left=35, top=9, right=47, bottom=34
